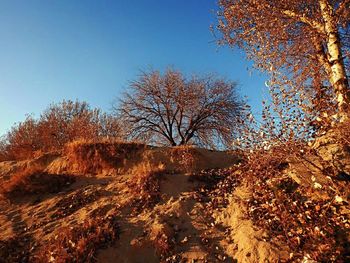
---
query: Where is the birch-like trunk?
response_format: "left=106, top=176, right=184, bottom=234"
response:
left=319, top=0, right=350, bottom=113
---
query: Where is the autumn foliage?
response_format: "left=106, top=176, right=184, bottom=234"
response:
left=217, top=0, right=350, bottom=116
left=1, top=2, right=350, bottom=262
left=0, top=100, right=122, bottom=161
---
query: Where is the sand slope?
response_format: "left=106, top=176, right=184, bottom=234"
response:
left=0, top=146, right=285, bottom=263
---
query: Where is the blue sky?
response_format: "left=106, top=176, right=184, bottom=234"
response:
left=0, top=0, right=268, bottom=136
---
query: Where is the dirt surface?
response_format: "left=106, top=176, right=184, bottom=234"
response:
left=0, top=147, right=264, bottom=262
left=2, top=145, right=347, bottom=262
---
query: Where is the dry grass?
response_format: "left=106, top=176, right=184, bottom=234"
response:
left=33, top=213, right=119, bottom=263
left=64, top=139, right=146, bottom=174
left=0, top=163, right=74, bottom=199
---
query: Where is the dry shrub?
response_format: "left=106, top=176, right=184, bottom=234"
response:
left=2, top=100, right=123, bottom=161
left=0, top=152, right=7, bottom=163
left=0, top=163, right=74, bottom=198
left=64, top=139, right=146, bottom=174
left=223, top=38, right=350, bottom=259
left=0, top=137, right=8, bottom=162
left=247, top=175, right=350, bottom=261
left=231, top=80, right=350, bottom=261
left=33, top=213, right=119, bottom=263
left=129, top=162, right=165, bottom=212
left=241, top=145, right=294, bottom=180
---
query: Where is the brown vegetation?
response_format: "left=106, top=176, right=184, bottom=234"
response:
left=339, top=119, right=350, bottom=146
left=0, top=135, right=349, bottom=262
left=33, top=213, right=119, bottom=263
left=229, top=135, right=350, bottom=262
left=64, top=140, right=146, bottom=174
left=152, top=226, right=174, bottom=259
left=0, top=2, right=349, bottom=261
left=0, top=100, right=122, bottom=161
left=0, top=234, right=34, bottom=263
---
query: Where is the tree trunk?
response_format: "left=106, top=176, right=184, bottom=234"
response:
left=319, top=0, right=350, bottom=114
left=169, top=138, right=177, bottom=146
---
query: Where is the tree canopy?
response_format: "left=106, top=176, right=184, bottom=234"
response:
left=217, top=0, right=350, bottom=115
left=116, top=69, right=244, bottom=147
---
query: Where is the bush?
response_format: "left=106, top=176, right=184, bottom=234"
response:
left=0, top=136, right=8, bottom=162
left=2, top=116, right=42, bottom=161
left=1, top=100, right=123, bottom=161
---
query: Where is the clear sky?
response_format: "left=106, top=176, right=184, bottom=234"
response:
left=0, top=0, right=268, bottom=136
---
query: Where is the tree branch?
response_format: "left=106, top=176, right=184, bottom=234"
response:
left=282, top=9, right=324, bottom=34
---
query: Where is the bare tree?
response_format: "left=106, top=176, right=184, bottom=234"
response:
left=115, top=69, right=243, bottom=147
left=217, top=0, right=350, bottom=115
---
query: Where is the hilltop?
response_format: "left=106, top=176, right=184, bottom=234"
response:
left=0, top=139, right=349, bottom=262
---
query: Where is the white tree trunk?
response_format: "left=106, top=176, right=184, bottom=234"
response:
left=319, top=0, right=350, bottom=113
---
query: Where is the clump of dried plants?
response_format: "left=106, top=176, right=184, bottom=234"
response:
left=34, top=213, right=119, bottom=263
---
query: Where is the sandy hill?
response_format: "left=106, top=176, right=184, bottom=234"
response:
left=0, top=140, right=349, bottom=262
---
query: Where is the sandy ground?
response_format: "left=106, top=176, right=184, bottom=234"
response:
left=0, top=147, right=283, bottom=263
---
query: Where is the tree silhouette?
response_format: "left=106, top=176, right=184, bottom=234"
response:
left=116, top=69, right=243, bottom=147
